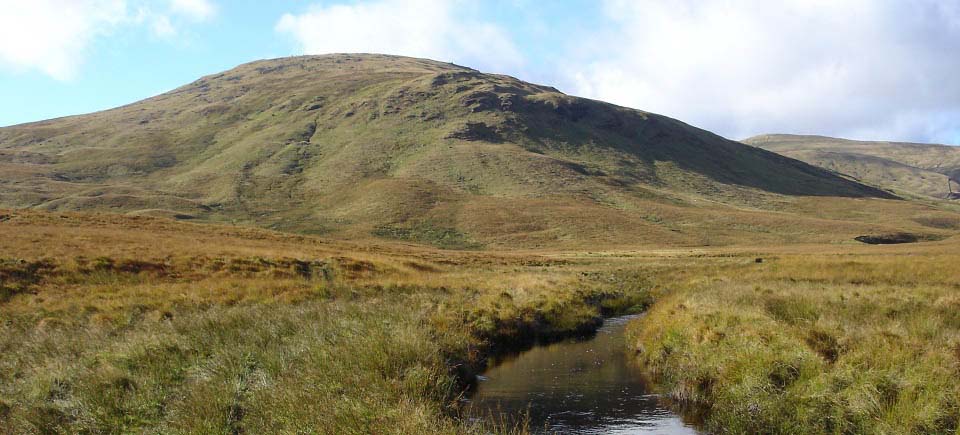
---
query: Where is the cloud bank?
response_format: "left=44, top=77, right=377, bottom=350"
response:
left=567, top=0, right=960, bottom=143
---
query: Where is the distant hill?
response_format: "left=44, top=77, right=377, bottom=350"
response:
left=745, top=134, right=960, bottom=199
left=0, top=55, right=926, bottom=249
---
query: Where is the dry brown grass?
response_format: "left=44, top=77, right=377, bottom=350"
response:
left=3, top=208, right=960, bottom=433
left=0, top=209, right=654, bottom=434
left=624, top=238, right=960, bottom=433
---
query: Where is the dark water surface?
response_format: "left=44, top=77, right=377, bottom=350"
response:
left=467, top=315, right=699, bottom=434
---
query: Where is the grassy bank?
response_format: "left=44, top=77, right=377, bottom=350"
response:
left=628, top=246, right=960, bottom=434
left=0, top=212, right=655, bottom=433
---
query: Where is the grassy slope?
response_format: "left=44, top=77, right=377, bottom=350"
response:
left=0, top=55, right=910, bottom=250
left=746, top=134, right=960, bottom=199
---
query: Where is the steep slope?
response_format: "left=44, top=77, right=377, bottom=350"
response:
left=746, top=134, right=960, bottom=199
left=0, top=55, right=912, bottom=248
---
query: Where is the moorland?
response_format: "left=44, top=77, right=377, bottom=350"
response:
left=2, top=209, right=959, bottom=433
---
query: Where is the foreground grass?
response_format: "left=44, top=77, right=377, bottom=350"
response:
left=5, top=210, right=960, bottom=433
left=2, top=296, right=465, bottom=433
left=0, top=250, right=652, bottom=434
left=628, top=248, right=960, bottom=434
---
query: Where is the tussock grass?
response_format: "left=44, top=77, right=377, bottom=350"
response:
left=629, top=251, right=960, bottom=434
left=0, top=264, right=651, bottom=433
left=1, top=295, right=472, bottom=434
left=4, top=209, right=960, bottom=433
left=0, top=212, right=656, bottom=433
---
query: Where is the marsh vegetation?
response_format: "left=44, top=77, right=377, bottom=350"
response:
left=0, top=211, right=654, bottom=434
left=2, top=210, right=960, bottom=433
left=629, top=247, right=960, bottom=433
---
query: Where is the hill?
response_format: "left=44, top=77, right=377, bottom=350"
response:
left=0, top=54, right=932, bottom=249
left=745, top=134, right=960, bottom=199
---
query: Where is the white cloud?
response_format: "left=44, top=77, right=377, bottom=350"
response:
left=141, top=0, right=217, bottom=40
left=151, top=14, right=177, bottom=38
left=170, top=0, right=215, bottom=21
left=565, top=0, right=960, bottom=144
left=275, top=0, right=523, bottom=73
left=0, top=0, right=127, bottom=80
left=0, top=0, right=217, bottom=80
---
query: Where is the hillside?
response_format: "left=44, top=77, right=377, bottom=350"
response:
left=0, top=55, right=924, bottom=249
left=745, top=134, right=960, bottom=199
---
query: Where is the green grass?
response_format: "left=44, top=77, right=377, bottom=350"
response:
left=628, top=253, right=960, bottom=434
left=0, top=295, right=468, bottom=434
left=373, top=222, right=484, bottom=250
left=4, top=209, right=960, bottom=433
left=746, top=134, right=960, bottom=199
left=0, top=248, right=655, bottom=434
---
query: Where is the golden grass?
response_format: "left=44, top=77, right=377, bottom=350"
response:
left=3, top=209, right=960, bottom=433
left=0, top=209, right=652, bottom=434
left=627, top=241, right=960, bottom=433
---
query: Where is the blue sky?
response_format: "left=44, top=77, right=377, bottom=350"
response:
left=0, top=0, right=599, bottom=127
left=2, top=0, right=959, bottom=144
left=1, top=1, right=313, bottom=126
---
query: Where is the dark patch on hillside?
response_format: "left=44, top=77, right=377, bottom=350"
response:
left=445, top=122, right=502, bottom=142
left=854, top=233, right=936, bottom=244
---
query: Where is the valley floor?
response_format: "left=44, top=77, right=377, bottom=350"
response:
left=1, top=209, right=959, bottom=434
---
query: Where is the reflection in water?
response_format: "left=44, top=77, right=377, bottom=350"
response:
left=467, top=315, right=698, bottom=434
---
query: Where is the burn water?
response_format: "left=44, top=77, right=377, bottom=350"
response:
left=465, top=315, right=700, bottom=434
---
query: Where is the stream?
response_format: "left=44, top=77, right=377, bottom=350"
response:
left=466, top=315, right=699, bottom=434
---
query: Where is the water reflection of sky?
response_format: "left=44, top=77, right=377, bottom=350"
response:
left=467, top=316, right=699, bottom=434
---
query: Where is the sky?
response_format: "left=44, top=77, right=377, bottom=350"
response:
left=1, top=0, right=959, bottom=145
